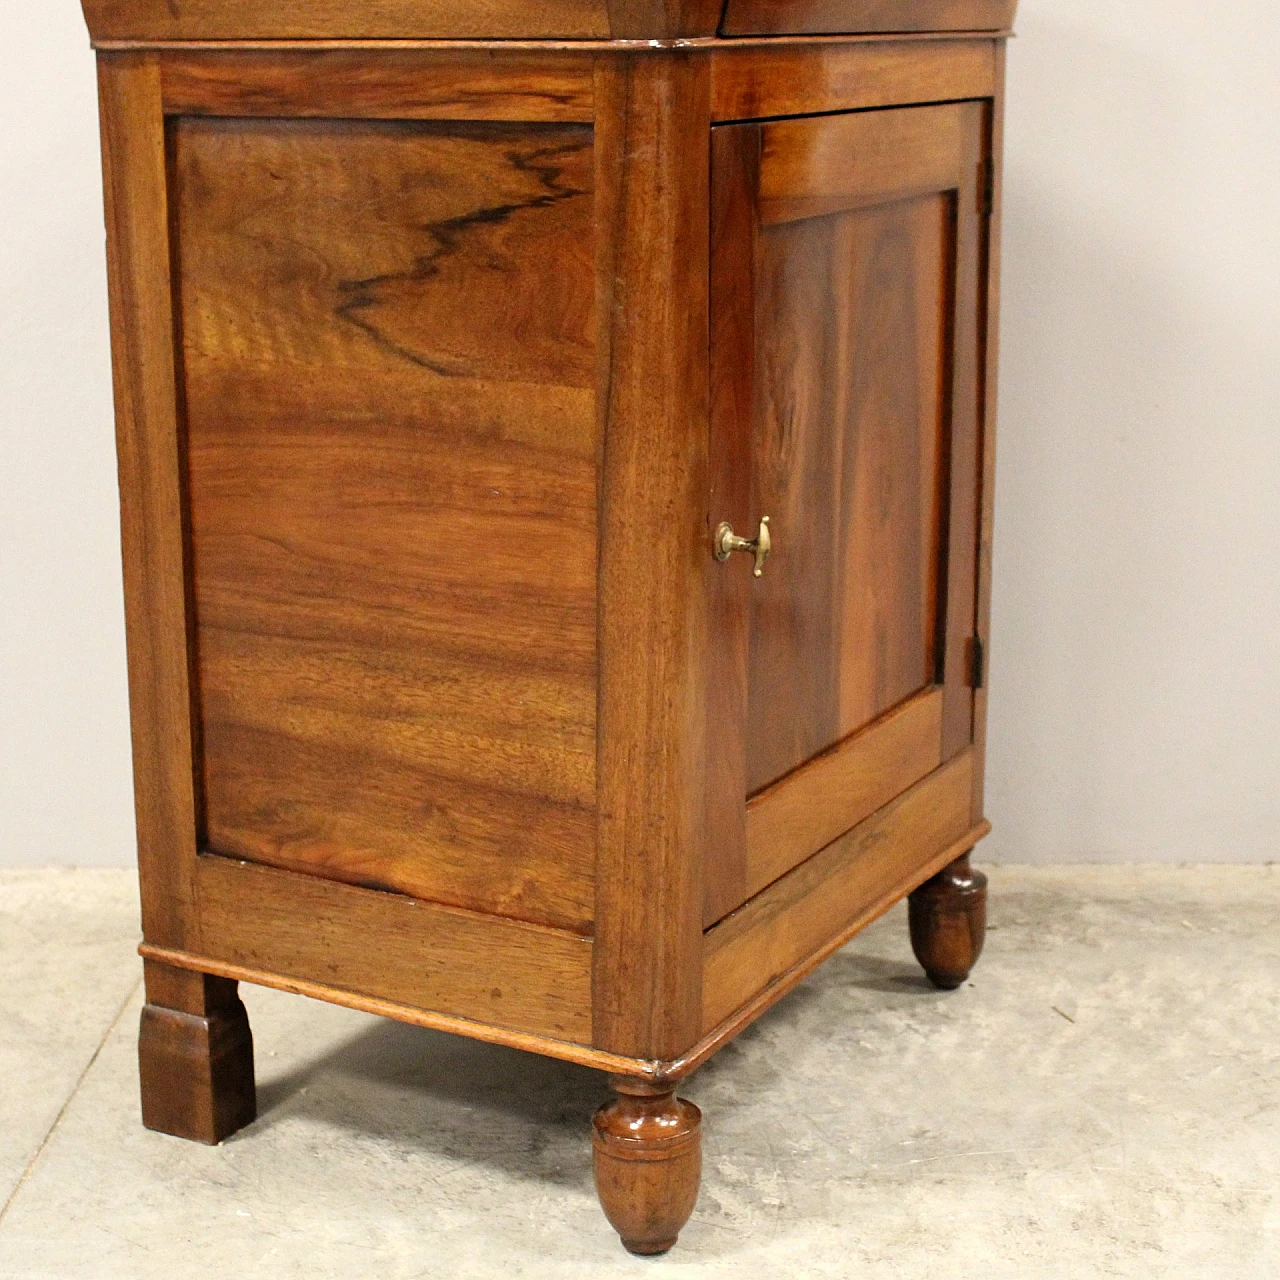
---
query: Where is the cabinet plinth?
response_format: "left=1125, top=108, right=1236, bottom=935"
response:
left=83, top=0, right=1011, bottom=1251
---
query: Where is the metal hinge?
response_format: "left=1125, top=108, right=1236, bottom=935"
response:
left=981, top=159, right=995, bottom=218
left=968, top=635, right=986, bottom=690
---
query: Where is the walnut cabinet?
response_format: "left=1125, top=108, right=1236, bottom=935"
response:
left=80, top=0, right=1013, bottom=1253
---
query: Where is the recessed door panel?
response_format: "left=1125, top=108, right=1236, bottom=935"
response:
left=706, top=101, right=988, bottom=925
left=746, top=193, right=950, bottom=793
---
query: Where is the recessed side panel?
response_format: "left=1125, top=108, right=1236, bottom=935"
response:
left=172, top=116, right=599, bottom=934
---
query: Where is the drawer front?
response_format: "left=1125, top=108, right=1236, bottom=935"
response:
left=721, top=0, right=1016, bottom=36
left=705, top=100, right=990, bottom=924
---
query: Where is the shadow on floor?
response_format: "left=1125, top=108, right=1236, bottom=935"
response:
left=241, top=942, right=930, bottom=1189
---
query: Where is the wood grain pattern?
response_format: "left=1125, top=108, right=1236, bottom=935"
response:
left=193, top=854, right=594, bottom=1042
left=703, top=749, right=975, bottom=1030
left=173, top=117, right=600, bottom=932
left=758, top=101, right=968, bottom=225
left=711, top=38, right=996, bottom=123
left=703, top=121, right=759, bottom=928
left=87, top=34, right=1011, bottom=1166
left=745, top=191, right=950, bottom=792
left=751, top=101, right=988, bottom=771
left=83, top=0, right=614, bottom=43
left=745, top=687, right=942, bottom=899
left=161, top=50, right=596, bottom=121
left=607, top=0, right=725, bottom=38
left=97, top=53, right=200, bottom=952
left=593, top=1079, right=702, bottom=1254
left=138, top=958, right=256, bottom=1144
left=82, top=0, right=735, bottom=42
left=666, top=822, right=989, bottom=1080
left=592, top=52, right=711, bottom=1059
left=720, top=0, right=1016, bottom=36
left=141, top=941, right=676, bottom=1077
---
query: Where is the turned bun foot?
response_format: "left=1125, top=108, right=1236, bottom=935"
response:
left=592, top=1076, right=702, bottom=1255
left=138, top=960, right=256, bottom=1145
left=908, top=852, right=988, bottom=990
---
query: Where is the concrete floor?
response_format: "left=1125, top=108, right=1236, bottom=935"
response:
left=1, top=866, right=1277, bottom=1278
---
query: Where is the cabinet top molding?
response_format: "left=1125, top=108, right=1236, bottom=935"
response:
left=81, top=0, right=1016, bottom=46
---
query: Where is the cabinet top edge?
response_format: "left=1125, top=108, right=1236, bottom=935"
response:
left=89, top=32, right=1014, bottom=55
left=81, top=0, right=1016, bottom=47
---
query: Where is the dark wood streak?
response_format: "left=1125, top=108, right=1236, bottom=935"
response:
left=336, top=133, right=594, bottom=377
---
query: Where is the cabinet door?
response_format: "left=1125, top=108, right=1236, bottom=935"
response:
left=706, top=102, right=989, bottom=925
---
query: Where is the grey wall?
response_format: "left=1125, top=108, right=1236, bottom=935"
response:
left=1, top=4, right=134, bottom=868
left=1, top=1, right=1277, bottom=868
left=985, top=0, right=1280, bottom=862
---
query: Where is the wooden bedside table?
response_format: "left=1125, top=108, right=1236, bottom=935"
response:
left=79, top=0, right=1013, bottom=1254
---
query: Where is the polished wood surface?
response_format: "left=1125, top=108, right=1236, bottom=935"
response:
left=758, top=99, right=975, bottom=223
left=83, top=0, right=615, bottom=42
left=138, top=959, right=256, bottom=1144
left=908, top=850, right=987, bottom=988
left=710, top=36, right=996, bottom=122
left=703, top=750, right=976, bottom=1031
left=193, top=855, right=594, bottom=1043
left=606, top=0, right=725, bottom=38
left=97, top=54, right=201, bottom=953
left=161, top=49, right=596, bottom=121
left=591, top=52, right=710, bottom=1060
left=175, top=115, right=599, bottom=933
left=721, top=0, right=1016, bottom=36
left=83, top=0, right=734, bottom=43
left=592, top=1077, right=702, bottom=1255
left=703, top=120, right=758, bottom=928
left=745, top=191, right=946, bottom=790
left=84, top=0, right=1014, bottom=42
left=665, top=824, right=989, bottom=1082
left=141, top=941, right=667, bottom=1078
left=744, top=688, right=942, bottom=904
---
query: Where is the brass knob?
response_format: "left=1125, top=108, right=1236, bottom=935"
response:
left=715, top=516, right=771, bottom=577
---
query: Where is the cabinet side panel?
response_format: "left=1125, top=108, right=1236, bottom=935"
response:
left=173, top=117, right=599, bottom=934
left=191, top=855, right=594, bottom=1044
left=98, top=53, right=201, bottom=949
